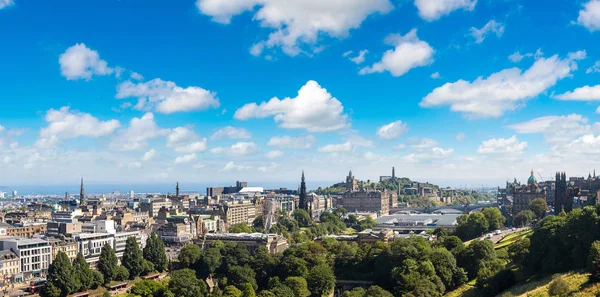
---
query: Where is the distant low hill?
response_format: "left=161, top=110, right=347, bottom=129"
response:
left=315, top=177, right=488, bottom=207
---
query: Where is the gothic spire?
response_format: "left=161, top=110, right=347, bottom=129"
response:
left=80, top=177, right=86, bottom=206
left=299, top=170, right=307, bottom=211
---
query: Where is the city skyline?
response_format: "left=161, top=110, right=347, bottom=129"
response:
left=3, top=1, right=600, bottom=185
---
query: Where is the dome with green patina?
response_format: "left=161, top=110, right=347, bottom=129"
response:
left=527, top=169, right=536, bottom=185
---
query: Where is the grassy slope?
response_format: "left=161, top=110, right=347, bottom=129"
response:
left=444, top=272, right=600, bottom=297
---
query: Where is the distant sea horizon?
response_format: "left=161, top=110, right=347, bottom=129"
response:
left=0, top=178, right=503, bottom=196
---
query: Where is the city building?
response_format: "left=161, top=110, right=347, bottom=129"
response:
left=6, top=223, right=47, bottom=237
left=140, top=199, right=171, bottom=217
left=196, top=233, right=288, bottom=254
left=223, top=199, right=261, bottom=227
left=46, top=221, right=82, bottom=238
left=0, top=250, right=20, bottom=282
left=48, top=237, right=78, bottom=261
left=510, top=170, right=546, bottom=215
left=206, top=181, right=248, bottom=197
left=341, top=189, right=391, bottom=216
left=0, top=237, right=52, bottom=279
left=345, top=171, right=359, bottom=192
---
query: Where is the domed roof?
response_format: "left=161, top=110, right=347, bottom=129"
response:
left=527, top=169, right=536, bottom=185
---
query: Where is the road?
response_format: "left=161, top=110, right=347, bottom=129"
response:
left=482, top=227, right=530, bottom=244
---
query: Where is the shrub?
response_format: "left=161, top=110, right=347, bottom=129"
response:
left=548, top=277, right=569, bottom=297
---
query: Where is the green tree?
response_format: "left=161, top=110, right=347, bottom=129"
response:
left=251, top=246, right=278, bottom=288
left=73, top=252, right=94, bottom=291
left=229, top=265, right=257, bottom=290
left=144, top=231, right=168, bottom=272
left=47, top=251, right=79, bottom=297
left=430, top=248, right=466, bottom=290
left=98, top=244, right=118, bottom=284
left=169, top=269, right=208, bottom=297
left=548, top=277, right=569, bottom=296
left=458, top=239, right=497, bottom=279
left=179, top=243, right=202, bottom=268
left=257, top=291, right=277, bottom=297
left=481, top=208, right=506, bottom=231
left=223, top=285, right=243, bottom=297
left=115, top=266, right=130, bottom=281
left=284, top=277, right=310, bottom=297
left=508, top=238, right=530, bottom=268
left=229, top=223, right=253, bottom=233
left=513, top=210, right=535, bottom=227
left=242, top=283, right=257, bottom=297
left=47, top=251, right=78, bottom=297
left=365, top=286, right=394, bottom=297
left=528, top=198, right=548, bottom=219
left=43, top=282, right=62, bottom=297
left=306, top=264, right=335, bottom=297
left=91, top=270, right=104, bottom=288
left=130, top=279, right=166, bottom=297
left=200, top=247, right=222, bottom=275
left=342, top=288, right=366, bottom=297
left=441, top=236, right=465, bottom=256
left=589, top=241, right=600, bottom=282
left=122, top=236, right=144, bottom=278
left=292, top=209, right=312, bottom=227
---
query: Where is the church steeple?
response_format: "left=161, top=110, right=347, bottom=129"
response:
left=299, top=171, right=307, bottom=210
left=80, top=178, right=86, bottom=206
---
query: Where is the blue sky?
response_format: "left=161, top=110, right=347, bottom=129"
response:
left=2, top=0, right=600, bottom=189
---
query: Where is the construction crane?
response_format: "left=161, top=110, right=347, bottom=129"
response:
left=538, top=172, right=545, bottom=182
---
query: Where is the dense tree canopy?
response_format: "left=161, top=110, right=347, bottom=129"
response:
left=122, top=236, right=144, bottom=278
left=168, top=269, right=207, bottom=297
left=144, top=231, right=168, bottom=272
left=47, top=251, right=78, bottom=297
left=179, top=243, right=202, bottom=268
left=229, top=223, right=253, bottom=233
left=98, top=244, right=118, bottom=284
left=528, top=198, right=548, bottom=219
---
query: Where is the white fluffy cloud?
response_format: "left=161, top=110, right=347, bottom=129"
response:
left=196, top=0, right=393, bottom=56
left=267, top=135, right=316, bottom=149
left=431, top=72, right=441, bottom=79
left=142, top=149, right=157, bottom=161
left=0, top=0, right=14, bottom=9
left=477, top=135, right=527, bottom=154
left=116, top=78, right=220, bottom=114
left=265, top=150, right=284, bottom=159
left=587, top=61, right=600, bottom=74
left=211, top=142, right=258, bottom=157
left=554, top=85, right=600, bottom=100
left=347, top=50, right=369, bottom=64
left=577, top=0, right=600, bottom=32
left=110, top=113, right=168, bottom=151
left=420, top=51, right=586, bottom=118
left=360, top=29, right=434, bottom=77
left=174, top=153, right=197, bottom=164
left=234, top=80, right=349, bottom=132
left=59, top=43, right=113, bottom=80
left=508, top=114, right=600, bottom=144
left=36, top=107, right=120, bottom=148
left=403, top=147, right=454, bottom=162
left=376, top=120, right=408, bottom=140
left=408, top=137, right=439, bottom=149
left=469, top=20, right=504, bottom=43
left=166, top=127, right=208, bottom=154
left=414, top=0, right=476, bottom=21
left=317, top=141, right=353, bottom=153
left=210, top=126, right=252, bottom=140
left=222, top=161, right=250, bottom=171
